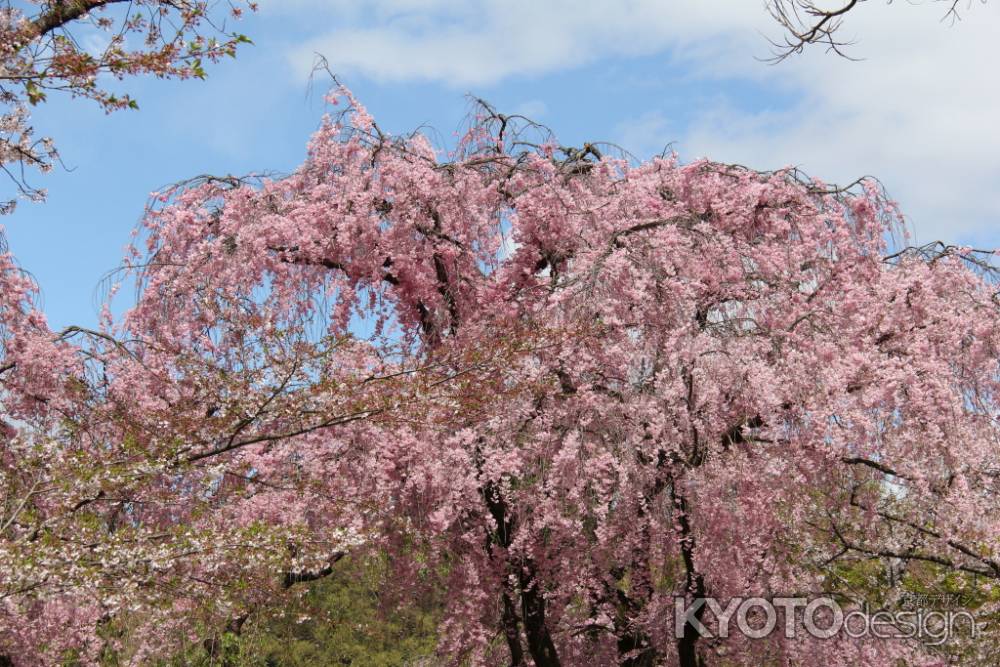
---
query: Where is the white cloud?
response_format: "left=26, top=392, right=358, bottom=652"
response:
left=286, top=1, right=767, bottom=85
left=282, top=0, right=1000, bottom=242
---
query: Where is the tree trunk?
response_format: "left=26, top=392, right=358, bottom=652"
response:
left=672, top=484, right=706, bottom=667
left=501, top=588, right=527, bottom=666
left=517, top=559, right=561, bottom=667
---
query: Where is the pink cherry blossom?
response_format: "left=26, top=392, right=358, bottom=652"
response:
left=1, top=87, right=999, bottom=666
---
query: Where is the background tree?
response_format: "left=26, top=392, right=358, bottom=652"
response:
left=0, top=0, right=256, bottom=213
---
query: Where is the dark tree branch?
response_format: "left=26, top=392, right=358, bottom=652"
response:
left=27, top=1, right=131, bottom=40
left=764, top=0, right=983, bottom=62
left=281, top=553, right=345, bottom=589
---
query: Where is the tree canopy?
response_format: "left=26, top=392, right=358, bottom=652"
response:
left=1, top=86, right=999, bottom=665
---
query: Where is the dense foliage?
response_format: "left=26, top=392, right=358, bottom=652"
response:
left=158, top=553, right=439, bottom=667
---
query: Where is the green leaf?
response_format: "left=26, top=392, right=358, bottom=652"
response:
left=25, top=82, right=46, bottom=106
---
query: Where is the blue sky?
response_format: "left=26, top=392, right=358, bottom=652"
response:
left=5, top=0, right=999, bottom=331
